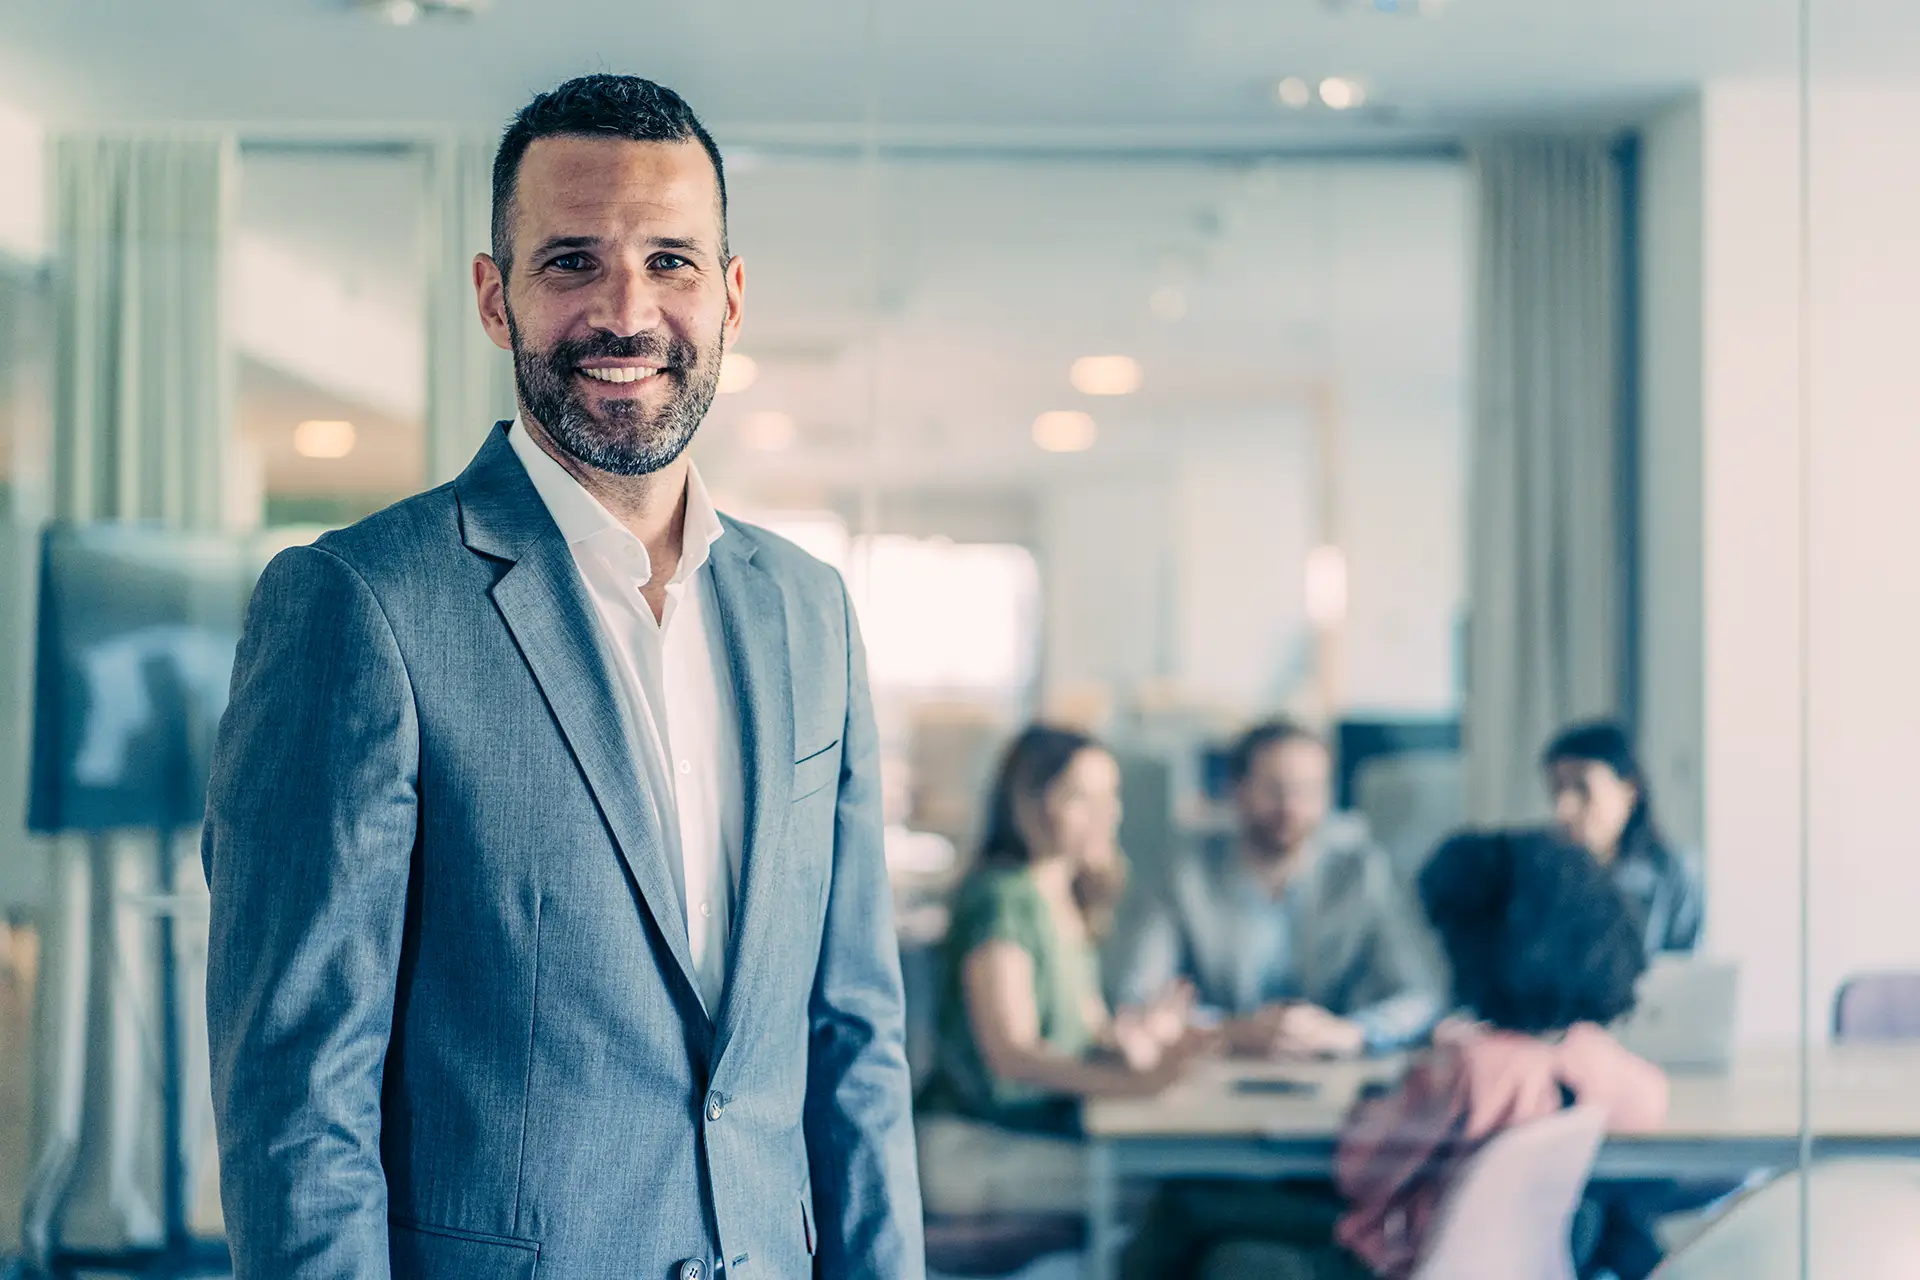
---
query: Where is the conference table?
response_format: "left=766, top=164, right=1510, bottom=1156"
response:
left=1080, top=1043, right=1920, bottom=1280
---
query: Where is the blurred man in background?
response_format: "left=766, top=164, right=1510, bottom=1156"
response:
left=1121, top=720, right=1440, bottom=1057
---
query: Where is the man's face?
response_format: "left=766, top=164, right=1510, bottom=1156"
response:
left=1236, top=737, right=1332, bottom=857
left=473, top=135, right=744, bottom=475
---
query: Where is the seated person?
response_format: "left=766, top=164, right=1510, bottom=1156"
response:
left=1120, top=720, right=1441, bottom=1058
left=1544, top=720, right=1704, bottom=957
left=915, top=724, right=1211, bottom=1218
left=1139, top=830, right=1665, bottom=1280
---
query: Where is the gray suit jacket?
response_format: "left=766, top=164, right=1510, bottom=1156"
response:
left=203, top=425, right=923, bottom=1280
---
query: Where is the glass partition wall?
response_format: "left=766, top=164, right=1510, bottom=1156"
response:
left=13, top=1, right=1900, bottom=1274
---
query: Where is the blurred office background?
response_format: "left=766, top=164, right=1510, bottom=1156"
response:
left=1, top=0, right=1919, bottom=1275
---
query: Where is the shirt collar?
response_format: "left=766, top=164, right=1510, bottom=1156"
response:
left=508, top=416, right=726, bottom=583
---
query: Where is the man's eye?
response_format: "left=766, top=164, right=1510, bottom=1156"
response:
left=549, top=253, right=590, bottom=271
left=653, top=254, right=691, bottom=271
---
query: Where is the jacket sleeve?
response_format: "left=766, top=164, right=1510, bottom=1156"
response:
left=1113, top=888, right=1187, bottom=1010
left=202, top=545, right=418, bottom=1280
left=1334, top=1050, right=1469, bottom=1272
left=802, top=576, right=925, bottom=1279
left=1661, top=851, right=1707, bottom=953
left=1348, top=852, right=1447, bottom=1052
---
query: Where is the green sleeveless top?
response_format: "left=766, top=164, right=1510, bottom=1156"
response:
left=916, top=865, right=1099, bottom=1136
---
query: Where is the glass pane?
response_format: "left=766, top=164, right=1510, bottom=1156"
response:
left=233, top=146, right=429, bottom=532
left=1795, top=3, right=1920, bottom=1275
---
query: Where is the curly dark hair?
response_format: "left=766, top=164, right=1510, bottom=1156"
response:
left=1419, top=829, right=1646, bottom=1033
left=491, top=73, right=728, bottom=277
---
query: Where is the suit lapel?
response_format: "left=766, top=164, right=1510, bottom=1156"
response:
left=456, top=426, right=706, bottom=1013
left=706, top=531, right=794, bottom=1062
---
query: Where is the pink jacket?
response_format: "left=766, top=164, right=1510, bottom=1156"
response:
left=1333, top=1022, right=1669, bottom=1278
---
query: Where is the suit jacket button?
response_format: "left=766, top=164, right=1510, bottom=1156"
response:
left=678, top=1260, right=704, bottom=1280
left=706, top=1091, right=727, bottom=1122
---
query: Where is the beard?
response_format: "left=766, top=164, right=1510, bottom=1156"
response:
left=506, top=304, right=725, bottom=476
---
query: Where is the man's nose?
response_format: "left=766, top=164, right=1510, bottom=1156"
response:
left=588, top=256, right=664, bottom=337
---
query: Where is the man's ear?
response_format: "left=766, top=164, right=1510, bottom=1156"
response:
left=475, top=253, right=513, bottom=353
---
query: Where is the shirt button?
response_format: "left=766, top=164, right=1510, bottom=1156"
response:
left=678, top=759, right=692, bottom=775
left=678, top=1261, right=704, bottom=1280
left=698, top=900, right=712, bottom=919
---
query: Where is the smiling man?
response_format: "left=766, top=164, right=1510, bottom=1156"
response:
left=203, top=76, right=923, bottom=1280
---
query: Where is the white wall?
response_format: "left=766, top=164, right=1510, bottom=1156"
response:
left=1172, top=450, right=1313, bottom=709
left=1637, top=96, right=1707, bottom=853
left=1698, top=82, right=1808, bottom=1044
left=1802, top=87, right=1920, bottom=1037
left=0, top=99, right=45, bottom=264
left=1041, top=472, right=1175, bottom=701
left=1640, top=81, right=1920, bottom=1043
left=1039, top=423, right=1463, bottom=723
left=1345, top=421, right=1465, bottom=715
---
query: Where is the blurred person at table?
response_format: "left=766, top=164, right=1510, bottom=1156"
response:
left=914, top=724, right=1213, bottom=1216
left=1119, top=720, right=1442, bottom=1060
left=1133, top=830, right=1664, bottom=1280
left=1544, top=720, right=1703, bottom=957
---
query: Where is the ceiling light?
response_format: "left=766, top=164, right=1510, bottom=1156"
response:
left=294, top=420, right=356, bottom=460
left=358, top=0, right=480, bottom=23
left=1318, top=77, right=1366, bottom=111
left=740, top=410, right=797, bottom=452
left=1069, top=355, right=1142, bottom=397
left=718, top=352, right=758, bottom=394
left=1323, top=0, right=1448, bottom=14
left=1150, top=286, right=1188, bottom=322
left=1276, top=77, right=1313, bottom=109
left=1033, top=411, right=1097, bottom=454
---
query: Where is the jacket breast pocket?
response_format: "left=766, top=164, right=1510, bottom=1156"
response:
left=389, top=1218, right=539, bottom=1280
left=792, top=739, right=842, bottom=803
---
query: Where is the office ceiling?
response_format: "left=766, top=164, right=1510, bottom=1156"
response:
left=0, top=0, right=1879, bottom=141
left=5, top=0, right=1900, bottom=507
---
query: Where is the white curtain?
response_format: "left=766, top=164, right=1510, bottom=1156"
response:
left=26, top=132, right=234, bottom=1262
left=1465, top=138, right=1625, bottom=824
left=426, top=137, right=514, bottom=485
left=51, top=134, right=234, bottom=529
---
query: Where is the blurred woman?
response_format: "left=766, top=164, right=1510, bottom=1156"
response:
left=1544, top=720, right=1704, bottom=956
left=1141, top=831, right=1666, bottom=1280
left=915, top=724, right=1210, bottom=1216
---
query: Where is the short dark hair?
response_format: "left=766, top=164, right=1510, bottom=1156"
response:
left=490, top=74, right=729, bottom=277
left=1419, top=829, right=1646, bottom=1034
left=1225, top=718, right=1324, bottom=786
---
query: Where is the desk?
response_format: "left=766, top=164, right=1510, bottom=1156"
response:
left=1081, top=1044, right=1920, bottom=1280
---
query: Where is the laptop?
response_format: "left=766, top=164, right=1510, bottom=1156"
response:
left=1611, top=958, right=1741, bottom=1071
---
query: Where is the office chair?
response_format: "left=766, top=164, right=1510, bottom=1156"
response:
left=1413, top=1106, right=1608, bottom=1280
left=1833, top=972, right=1920, bottom=1042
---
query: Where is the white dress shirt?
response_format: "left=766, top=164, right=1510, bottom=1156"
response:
left=509, top=420, right=744, bottom=1015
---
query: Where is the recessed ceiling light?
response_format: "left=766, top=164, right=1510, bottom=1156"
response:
left=294, top=420, right=356, bottom=459
left=1033, top=411, right=1097, bottom=454
left=1070, top=355, right=1143, bottom=397
left=1276, top=77, right=1313, bottom=109
left=718, top=352, right=758, bottom=394
left=740, top=410, right=797, bottom=452
left=1323, top=0, right=1448, bottom=14
left=1319, top=77, right=1367, bottom=110
left=357, top=0, right=480, bottom=24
